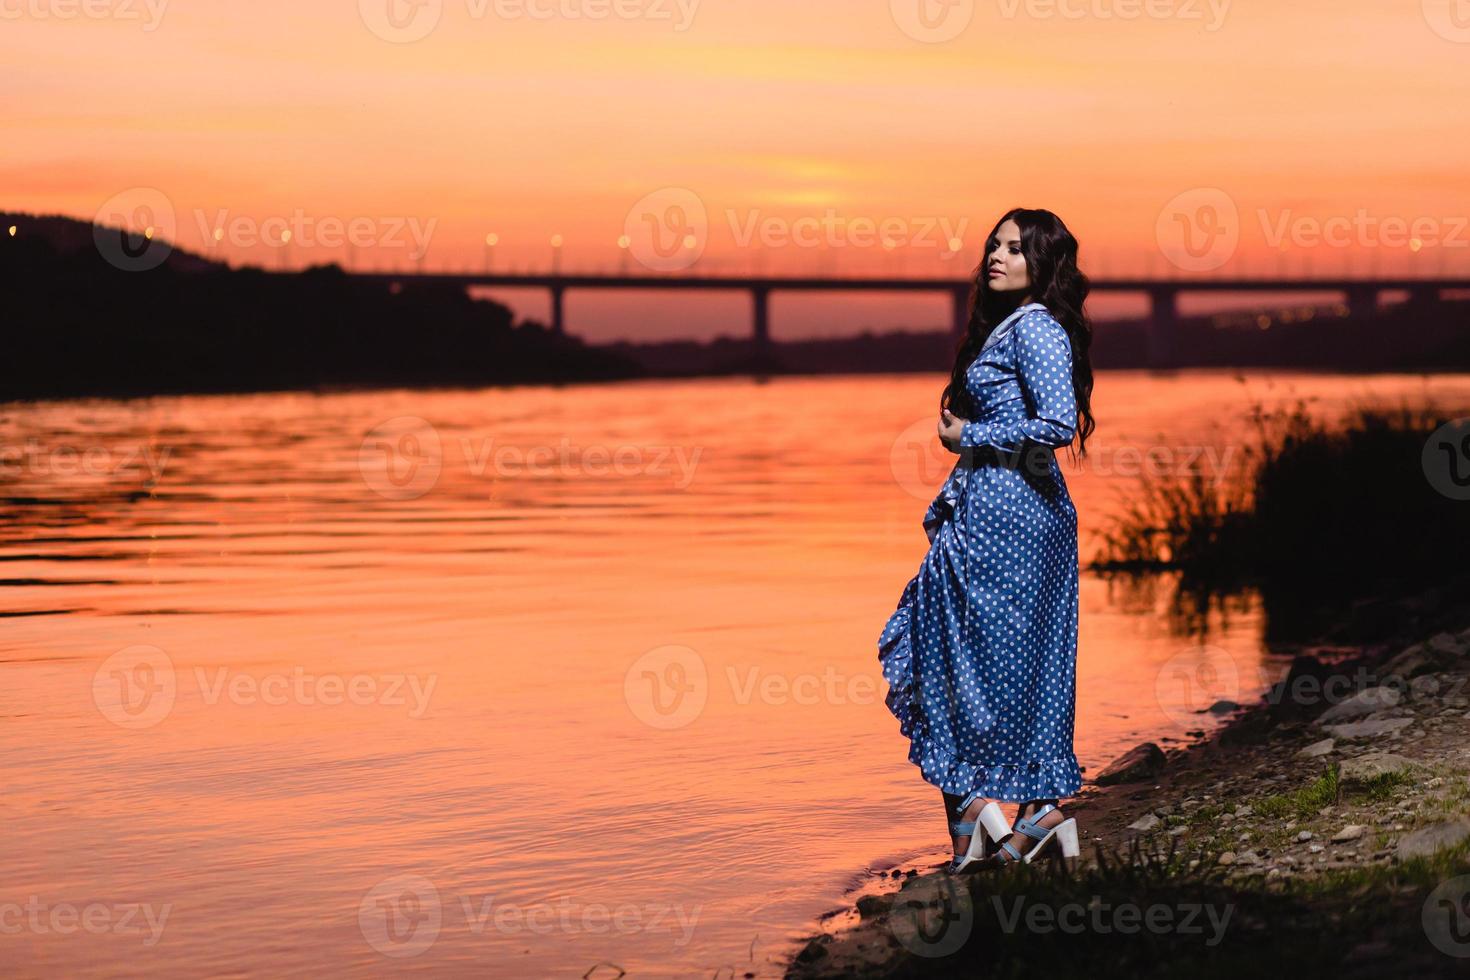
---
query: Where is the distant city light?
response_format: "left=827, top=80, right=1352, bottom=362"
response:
left=682, top=235, right=696, bottom=249
left=213, top=228, right=224, bottom=242
left=550, top=234, right=564, bottom=247
left=486, top=233, right=498, bottom=246
left=617, top=235, right=630, bottom=249
left=281, top=230, right=292, bottom=244
left=144, top=226, right=155, bottom=240
left=1410, top=238, right=1423, bottom=252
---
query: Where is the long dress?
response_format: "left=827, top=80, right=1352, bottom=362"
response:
left=878, top=301, right=1082, bottom=803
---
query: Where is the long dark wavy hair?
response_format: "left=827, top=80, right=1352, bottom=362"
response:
left=940, top=207, right=1096, bottom=459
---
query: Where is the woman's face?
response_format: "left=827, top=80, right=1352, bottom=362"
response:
left=984, top=219, right=1031, bottom=295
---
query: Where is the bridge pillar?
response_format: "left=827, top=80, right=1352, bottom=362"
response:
left=1146, top=286, right=1178, bottom=369
left=752, top=286, right=771, bottom=350
left=1407, top=284, right=1439, bottom=307
left=550, top=285, right=566, bottom=335
left=1346, top=285, right=1377, bottom=319
left=951, top=285, right=972, bottom=339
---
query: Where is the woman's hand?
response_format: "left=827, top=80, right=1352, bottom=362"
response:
left=938, top=409, right=969, bottom=454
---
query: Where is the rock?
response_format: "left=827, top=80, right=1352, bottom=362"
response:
left=1395, top=819, right=1470, bottom=860
left=1338, top=752, right=1415, bottom=787
left=1297, top=737, right=1335, bottom=758
left=1426, top=631, right=1468, bottom=657
left=1315, top=686, right=1402, bottom=725
left=1128, top=814, right=1161, bottom=832
left=795, top=937, right=830, bottom=963
left=1237, top=849, right=1259, bottom=865
left=1321, top=717, right=1414, bottom=738
left=1206, top=699, right=1240, bottom=714
left=1409, top=675, right=1442, bottom=699
left=1383, top=639, right=1458, bottom=680
left=1309, top=844, right=1324, bottom=853
left=1094, top=742, right=1166, bottom=785
left=1296, top=831, right=1314, bottom=842
left=1234, top=805, right=1254, bottom=817
left=1267, top=655, right=1334, bottom=720
left=855, top=895, right=891, bottom=919
left=1331, top=824, right=1367, bottom=843
left=1217, top=851, right=1236, bottom=865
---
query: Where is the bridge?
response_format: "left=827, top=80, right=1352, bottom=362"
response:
left=354, top=272, right=1470, bottom=368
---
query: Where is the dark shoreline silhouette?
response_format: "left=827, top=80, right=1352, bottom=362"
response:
left=4, top=211, right=1468, bottom=404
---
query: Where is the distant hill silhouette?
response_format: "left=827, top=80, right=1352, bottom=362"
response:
left=1, top=211, right=646, bottom=402
left=4, top=210, right=1468, bottom=402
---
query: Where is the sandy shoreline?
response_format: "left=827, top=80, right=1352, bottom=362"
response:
left=783, top=583, right=1470, bottom=977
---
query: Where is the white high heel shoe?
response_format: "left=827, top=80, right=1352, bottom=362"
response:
left=987, top=802, right=1080, bottom=866
left=947, top=790, right=1012, bottom=874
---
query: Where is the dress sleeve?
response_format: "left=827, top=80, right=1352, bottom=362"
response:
left=960, top=312, right=1077, bottom=452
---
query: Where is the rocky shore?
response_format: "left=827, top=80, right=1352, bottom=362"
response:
left=784, top=591, right=1470, bottom=978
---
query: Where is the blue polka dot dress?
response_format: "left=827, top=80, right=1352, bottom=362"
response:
left=878, top=302, right=1082, bottom=803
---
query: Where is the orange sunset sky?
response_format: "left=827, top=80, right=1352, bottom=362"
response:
left=5, top=0, right=1469, bottom=340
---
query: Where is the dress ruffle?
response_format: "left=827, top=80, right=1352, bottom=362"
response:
left=878, top=585, right=1083, bottom=801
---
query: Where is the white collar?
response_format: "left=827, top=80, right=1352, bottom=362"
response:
left=980, top=302, right=1048, bottom=352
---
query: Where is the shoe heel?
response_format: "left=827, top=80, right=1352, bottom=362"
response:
left=1056, top=818, right=1080, bottom=858
left=979, top=803, right=1010, bottom=843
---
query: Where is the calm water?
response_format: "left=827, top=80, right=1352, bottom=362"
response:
left=4, top=370, right=1468, bottom=977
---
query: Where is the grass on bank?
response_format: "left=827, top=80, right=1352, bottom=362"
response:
left=1088, top=396, right=1470, bottom=638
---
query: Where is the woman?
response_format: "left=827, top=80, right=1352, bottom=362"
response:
left=877, top=207, right=1096, bottom=872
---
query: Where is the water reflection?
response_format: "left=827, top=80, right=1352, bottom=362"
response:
left=2, top=370, right=1467, bottom=977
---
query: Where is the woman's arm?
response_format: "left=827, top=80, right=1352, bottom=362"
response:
left=960, top=312, right=1077, bottom=452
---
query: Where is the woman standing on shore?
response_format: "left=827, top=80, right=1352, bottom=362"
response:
left=878, top=208, right=1096, bottom=872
